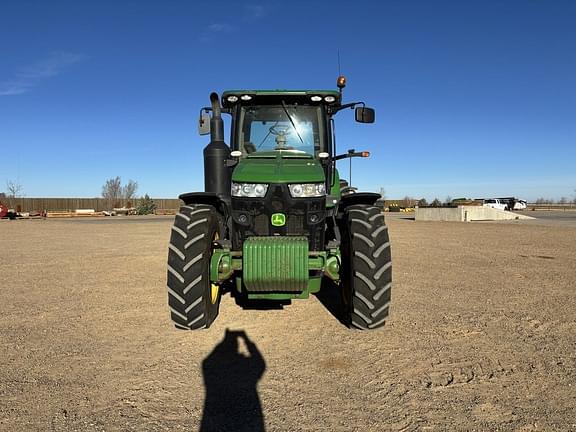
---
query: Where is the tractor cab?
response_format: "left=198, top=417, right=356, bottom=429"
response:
left=197, top=87, right=376, bottom=205
left=222, top=90, right=338, bottom=159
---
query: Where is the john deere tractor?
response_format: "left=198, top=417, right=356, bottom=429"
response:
left=167, top=76, right=391, bottom=330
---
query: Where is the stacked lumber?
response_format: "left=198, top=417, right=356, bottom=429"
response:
left=155, top=209, right=176, bottom=215
left=46, top=211, right=105, bottom=218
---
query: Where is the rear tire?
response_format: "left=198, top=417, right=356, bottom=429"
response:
left=340, top=205, right=392, bottom=329
left=167, top=204, right=223, bottom=330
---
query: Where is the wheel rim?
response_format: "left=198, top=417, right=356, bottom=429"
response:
left=210, top=283, right=219, bottom=304
left=210, top=231, right=220, bottom=304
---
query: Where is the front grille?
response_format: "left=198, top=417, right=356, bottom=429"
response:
left=287, top=215, right=304, bottom=233
left=254, top=214, right=268, bottom=234
left=231, top=184, right=325, bottom=251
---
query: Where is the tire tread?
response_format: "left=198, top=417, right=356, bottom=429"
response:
left=343, top=205, right=392, bottom=330
left=167, top=204, right=220, bottom=330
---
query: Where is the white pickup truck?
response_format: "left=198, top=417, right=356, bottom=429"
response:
left=483, top=199, right=508, bottom=211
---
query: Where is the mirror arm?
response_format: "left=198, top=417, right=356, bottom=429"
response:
left=200, top=106, right=230, bottom=115
left=329, top=101, right=365, bottom=115
left=332, top=152, right=366, bottom=161
left=333, top=150, right=368, bottom=161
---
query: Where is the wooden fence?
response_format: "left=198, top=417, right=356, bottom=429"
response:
left=3, top=198, right=183, bottom=212
left=4, top=198, right=575, bottom=213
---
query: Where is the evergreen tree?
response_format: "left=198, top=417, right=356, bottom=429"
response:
left=431, top=198, right=442, bottom=207
left=136, top=194, right=157, bottom=215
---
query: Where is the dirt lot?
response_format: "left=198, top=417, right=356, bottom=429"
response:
left=1, top=215, right=575, bottom=431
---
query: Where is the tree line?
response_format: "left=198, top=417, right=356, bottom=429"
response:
left=100, top=176, right=156, bottom=214
left=534, top=197, right=576, bottom=205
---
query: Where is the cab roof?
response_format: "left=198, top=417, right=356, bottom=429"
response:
left=221, top=89, right=341, bottom=108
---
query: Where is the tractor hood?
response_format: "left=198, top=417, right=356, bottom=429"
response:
left=232, top=153, right=325, bottom=184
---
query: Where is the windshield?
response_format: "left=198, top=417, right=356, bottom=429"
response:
left=238, top=105, right=323, bottom=157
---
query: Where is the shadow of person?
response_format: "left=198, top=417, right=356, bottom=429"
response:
left=200, top=329, right=266, bottom=432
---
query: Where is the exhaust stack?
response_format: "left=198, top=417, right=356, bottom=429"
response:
left=203, top=92, right=231, bottom=196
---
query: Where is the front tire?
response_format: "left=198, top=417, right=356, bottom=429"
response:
left=340, top=205, right=392, bottom=329
left=167, top=204, right=223, bottom=330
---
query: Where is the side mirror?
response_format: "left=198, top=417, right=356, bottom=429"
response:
left=355, top=107, right=375, bottom=123
left=199, top=111, right=211, bottom=135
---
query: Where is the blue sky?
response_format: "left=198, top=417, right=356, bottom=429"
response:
left=1, top=0, right=575, bottom=201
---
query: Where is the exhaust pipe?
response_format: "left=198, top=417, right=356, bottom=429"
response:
left=203, top=92, right=231, bottom=196
left=209, top=92, right=224, bottom=142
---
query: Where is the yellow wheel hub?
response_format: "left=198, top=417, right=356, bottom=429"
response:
left=210, top=231, right=220, bottom=304
left=210, top=283, right=219, bottom=304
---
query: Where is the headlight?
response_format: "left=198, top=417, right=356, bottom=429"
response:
left=231, top=182, right=268, bottom=197
left=288, top=183, right=326, bottom=198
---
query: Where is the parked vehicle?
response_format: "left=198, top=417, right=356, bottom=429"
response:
left=513, top=200, right=527, bottom=210
left=482, top=199, right=508, bottom=211
left=494, top=197, right=527, bottom=211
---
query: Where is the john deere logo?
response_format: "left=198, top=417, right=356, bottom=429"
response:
left=271, top=213, right=286, bottom=227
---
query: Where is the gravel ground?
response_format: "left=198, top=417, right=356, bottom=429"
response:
left=1, top=216, right=575, bottom=431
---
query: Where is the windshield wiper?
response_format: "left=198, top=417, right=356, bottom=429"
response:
left=256, top=120, right=278, bottom=149
left=281, top=100, right=304, bottom=144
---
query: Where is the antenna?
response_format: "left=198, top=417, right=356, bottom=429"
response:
left=337, top=49, right=341, bottom=76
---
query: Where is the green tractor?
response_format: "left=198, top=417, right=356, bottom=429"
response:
left=166, top=76, right=391, bottom=330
